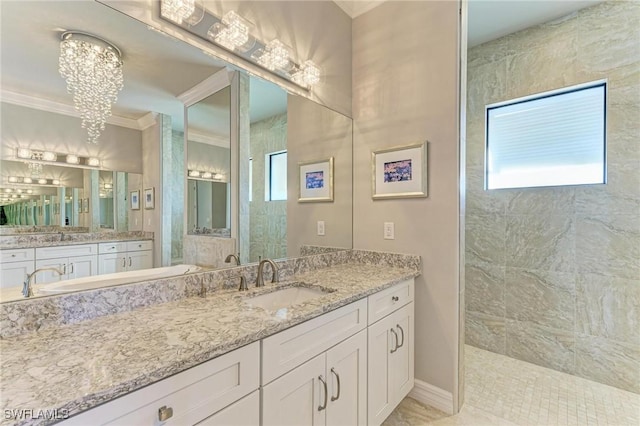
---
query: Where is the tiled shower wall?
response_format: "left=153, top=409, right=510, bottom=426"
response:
left=249, top=113, right=287, bottom=263
left=465, top=1, right=639, bottom=393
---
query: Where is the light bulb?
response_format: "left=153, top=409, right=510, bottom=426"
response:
left=16, top=148, right=31, bottom=159
left=87, top=158, right=100, bottom=167
left=38, top=179, right=47, bottom=185
left=42, top=152, right=57, bottom=161
left=8, top=177, right=18, bottom=183
left=202, top=172, right=212, bottom=179
left=52, top=179, right=60, bottom=185
left=66, top=154, right=80, bottom=164
left=23, top=177, right=33, bottom=184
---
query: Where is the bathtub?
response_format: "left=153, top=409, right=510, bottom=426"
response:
left=37, top=264, right=204, bottom=295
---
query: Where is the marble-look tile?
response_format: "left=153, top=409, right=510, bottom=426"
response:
left=465, top=166, right=508, bottom=215
left=382, top=397, right=450, bottom=425
left=575, top=161, right=640, bottom=215
left=505, top=268, right=575, bottom=331
left=466, top=57, right=507, bottom=119
left=576, top=214, right=640, bottom=280
left=464, top=116, right=485, bottom=168
left=505, top=319, right=575, bottom=374
left=575, top=334, right=640, bottom=394
left=505, top=38, right=578, bottom=100
left=465, top=311, right=505, bottom=355
left=506, top=186, right=575, bottom=216
left=465, top=263, right=504, bottom=317
left=576, top=273, right=640, bottom=345
left=465, top=213, right=505, bottom=267
left=505, top=215, right=575, bottom=272
left=575, top=1, right=640, bottom=73
left=182, top=235, right=237, bottom=269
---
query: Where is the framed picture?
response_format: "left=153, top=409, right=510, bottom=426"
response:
left=130, top=190, right=140, bottom=210
left=298, top=157, right=334, bottom=202
left=144, top=187, right=155, bottom=209
left=372, top=141, right=428, bottom=199
left=82, top=198, right=89, bottom=213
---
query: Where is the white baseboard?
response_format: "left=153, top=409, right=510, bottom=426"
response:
left=408, top=379, right=454, bottom=415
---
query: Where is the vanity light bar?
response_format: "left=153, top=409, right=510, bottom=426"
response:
left=158, top=2, right=321, bottom=89
left=188, top=170, right=225, bottom=181
left=6, top=177, right=62, bottom=187
left=15, top=148, right=101, bottom=169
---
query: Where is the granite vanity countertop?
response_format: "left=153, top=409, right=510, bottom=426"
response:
left=0, top=234, right=153, bottom=250
left=0, top=262, right=419, bottom=426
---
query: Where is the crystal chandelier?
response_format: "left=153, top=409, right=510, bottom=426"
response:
left=59, top=31, right=124, bottom=144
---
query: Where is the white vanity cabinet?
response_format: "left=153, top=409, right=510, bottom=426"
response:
left=0, top=248, right=35, bottom=288
left=262, top=299, right=368, bottom=426
left=60, top=341, right=260, bottom=426
left=98, top=240, right=153, bottom=274
left=35, top=244, right=98, bottom=284
left=367, top=280, right=415, bottom=426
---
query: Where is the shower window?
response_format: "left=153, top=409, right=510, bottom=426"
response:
left=485, top=80, right=607, bottom=190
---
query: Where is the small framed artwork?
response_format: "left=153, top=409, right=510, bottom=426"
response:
left=130, top=190, right=140, bottom=210
left=372, top=141, right=428, bottom=199
left=298, top=157, right=334, bottom=202
left=82, top=198, right=89, bottom=213
left=77, top=201, right=82, bottom=214
left=144, top=187, right=155, bottom=209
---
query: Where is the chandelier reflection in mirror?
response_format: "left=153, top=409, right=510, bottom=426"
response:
left=59, top=31, right=124, bottom=144
left=159, top=0, right=321, bottom=89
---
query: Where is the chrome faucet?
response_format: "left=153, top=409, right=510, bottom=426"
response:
left=23, top=267, right=63, bottom=298
left=58, top=231, right=65, bottom=241
left=237, top=274, right=248, bottom=291
left=256, top=259, right=279, bottom=287
left=225, top=253, right=241, bottom=266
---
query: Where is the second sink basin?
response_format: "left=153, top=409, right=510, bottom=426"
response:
left=244, top=285, right=329, bottom=311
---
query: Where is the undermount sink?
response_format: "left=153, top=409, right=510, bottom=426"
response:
left=244, top=285, right=329, bottom=311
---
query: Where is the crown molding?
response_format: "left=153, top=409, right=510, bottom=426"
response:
left=137, top=112, right=158, bottom=130
left=1, top=90, right=142, bottom=130
left=188, top=130, right=230, bottom=148
left=177, top=68, right=233, bottom=107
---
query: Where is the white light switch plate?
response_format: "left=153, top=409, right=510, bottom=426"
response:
left=384, top=222, right=394, bottom=240
left=317, top=221, right=325, bottom=236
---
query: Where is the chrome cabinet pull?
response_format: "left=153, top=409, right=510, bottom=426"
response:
left=122, top=257, right=126, bottom=267
left=396, top=324, right=405, bottom=349
left=158, top=405, right=173, bottom=422
left=330, top=368, right=341, bottom=402
left=128, top=257, right=132, bottom=267
left=62, top=264, right=67, bottom=275
left=318, top=375, right=328, bottom=411
left=390, top=328, right=399, bottom=353
left=69, top=263, right=74, bottom=274
left=392, top=296, right=399, bottom=302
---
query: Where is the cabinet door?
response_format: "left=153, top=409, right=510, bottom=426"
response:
left=326, top=329, right=367, bottom=426
left=68, top=255, right=98, bottom=279
left=0, top=260, right=34, bottom=289
left=262, top=354, right=326, bottom=426
left=196, top=390, right=259, bottom=426
left=389, top=302, right=414, bottom=407
left=127, top=250, right=152, bottom=271
left=98, top=253, right=126, bottom=275
left=367, top=314, right=394, bottom=426
left=35, top=258, right=68, bottom=283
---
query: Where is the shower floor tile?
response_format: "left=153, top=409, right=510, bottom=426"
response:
left=383, top=345, right=640, bottom=426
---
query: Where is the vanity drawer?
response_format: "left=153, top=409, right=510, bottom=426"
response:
left=368, top=279, right=414, bottom=325
left=36, top=244, right=97, bottom=260
left=61, top=341, right=260, bottom=426
left=126, top=240, right=152, bottom=252
left=262, top=298, right=367, bottom=385
left=1, top=248, right=34, bottom=263
left=98, top=242, right=127, bottom=254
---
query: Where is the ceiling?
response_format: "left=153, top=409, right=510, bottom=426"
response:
left=333, top=0, right=602, bottom=47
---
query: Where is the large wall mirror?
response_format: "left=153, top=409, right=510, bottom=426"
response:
left=0, top=0, right=352, bottom=300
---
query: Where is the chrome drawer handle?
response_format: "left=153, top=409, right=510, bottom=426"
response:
left=158, top=405, right=173, bottom=422
left=396, top=324, right=405, bottom=349
left=390, top=328, right=399, bottom=353
left=122, top=258, right=126, bottom=267
left=392, top=296, right=399, bottom=302
left=128, top=257, right=132, bottom=267
left=330, top=367, right=341, bottom=402
left=318, top=375, right=328, bottom=411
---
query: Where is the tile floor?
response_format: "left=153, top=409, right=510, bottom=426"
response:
left=383, top=345, right=640, bottom=426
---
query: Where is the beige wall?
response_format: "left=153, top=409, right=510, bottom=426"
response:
left=287, top=95, right=353, bottom=255
left=353, top=0, right=461, bottom=402
left=465, top=1, right=640, bottom=393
